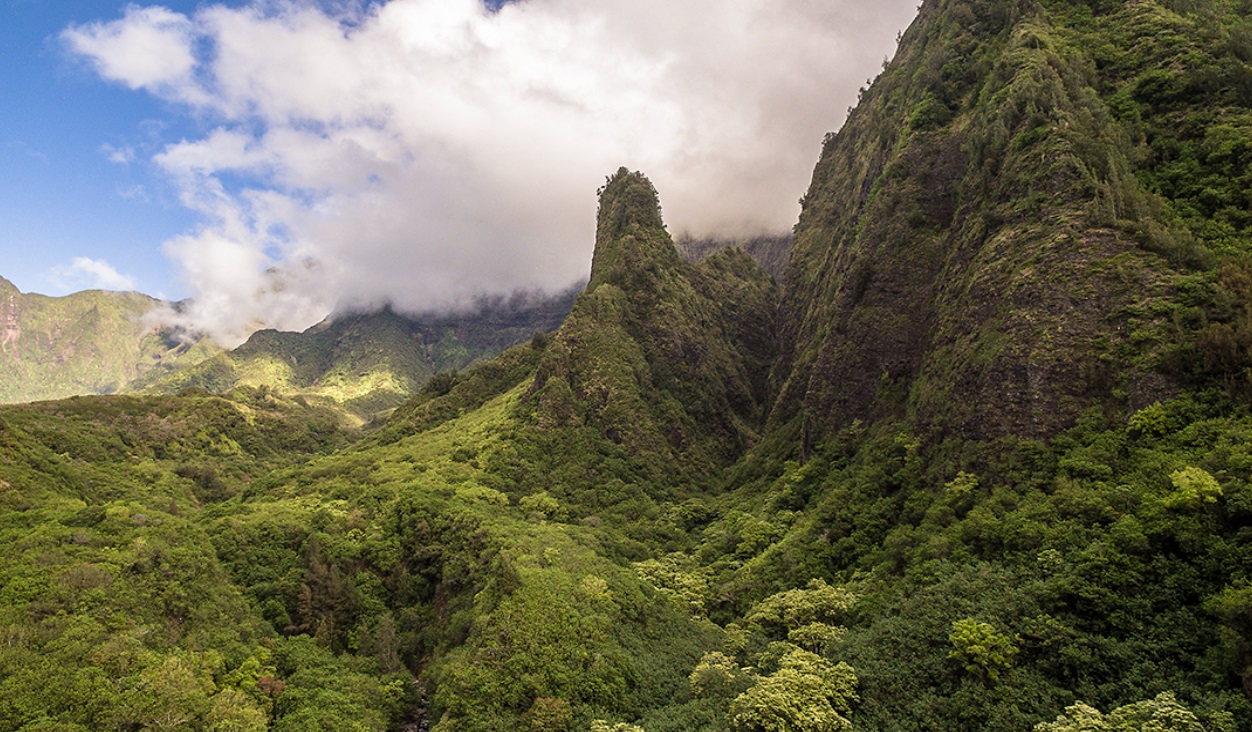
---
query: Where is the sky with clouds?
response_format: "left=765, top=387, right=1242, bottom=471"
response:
left=2, top=0, right=918, bottom=345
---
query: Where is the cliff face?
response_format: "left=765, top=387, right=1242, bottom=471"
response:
left=768, top=0, right=1244, bottom=445
left=0, top=278, right=21, bottom=360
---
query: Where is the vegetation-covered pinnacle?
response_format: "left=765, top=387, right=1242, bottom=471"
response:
left=589, top=168, right=682, bottom=291
left=527, top=168, right=779, bottom=483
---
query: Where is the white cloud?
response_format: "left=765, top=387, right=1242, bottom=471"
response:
left=101, top=143, right=135, bottom=164
left=47, top=257, right=139, bottom=293
left=66, top=0, right=918, bottom=345
left=117, top=184, right=151, bottom=202
left=62, top=6, right=202, bottom=99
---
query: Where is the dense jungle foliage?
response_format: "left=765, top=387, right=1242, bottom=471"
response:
left=5, top=0, right=1252, bottom=730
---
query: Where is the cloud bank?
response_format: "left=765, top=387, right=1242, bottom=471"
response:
left=65, top=0, right=918, bottom=345
left=47, top=257, right=138, bottom=293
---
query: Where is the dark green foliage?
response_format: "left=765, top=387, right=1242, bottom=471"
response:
left=8, top=1, right=1252, bottom=730
left=692, top=395, right=1252, bottom=729
left=0, top=392, right=374, bottom=732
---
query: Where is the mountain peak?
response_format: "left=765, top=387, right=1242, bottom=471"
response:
left=528, top=168, right=779, bottom=479
left=588, top=168, right=680, bottom=290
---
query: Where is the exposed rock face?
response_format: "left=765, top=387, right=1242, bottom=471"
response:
left=1, top=294, right=20, bottom=358
left=770, top=0, right=1190, bottom=446
left=0, top=278, right=21, bottom=358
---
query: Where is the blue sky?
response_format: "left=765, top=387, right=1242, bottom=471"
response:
left=1, top=0, right=222, bottom=297
left=0, top=0, right=917, bottom=343
left=0, top=0, right=410, bottom=297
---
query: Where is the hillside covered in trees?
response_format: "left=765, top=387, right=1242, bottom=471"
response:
left=5, top=0, right=1252, bottom=730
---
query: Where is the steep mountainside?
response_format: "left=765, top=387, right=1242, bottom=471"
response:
left=524, top=170, right=779, bottom=481
left=130, top=289, right=579, bottom=423
left=0, top=277, right=217, bottom=404
left=772, top=0, right=1251, bottom=446
left=5, top=0, right=1252, bottom=731
left=707, top=0, right=1252, bottom=727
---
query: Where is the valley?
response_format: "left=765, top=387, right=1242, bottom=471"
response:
left=4, top=0, right=1252, bottom=730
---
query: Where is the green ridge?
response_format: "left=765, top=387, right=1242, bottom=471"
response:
left=131, top=291, right=578, bottom=425
left=0, top=284, right=218, bottom=405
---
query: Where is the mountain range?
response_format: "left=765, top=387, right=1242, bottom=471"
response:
left=128, top=290, right=580, bottom=425
left=1, top=240, right=787, bottom=424
left=0, top=276, right=216, bottom=403
left=0, top=275, right=579, bottom=421
left=3, top=0, right=1252, bottom=730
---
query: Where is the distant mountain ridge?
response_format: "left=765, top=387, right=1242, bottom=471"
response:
left=675, top=233, right=793, bottom=283
left=129, top=288, right=581, bottom=423
left=0, top=276, right=217, bottom=404
left=0, top=273, right=580, bottom=418
left=0, top=232, right=777, bottom=415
